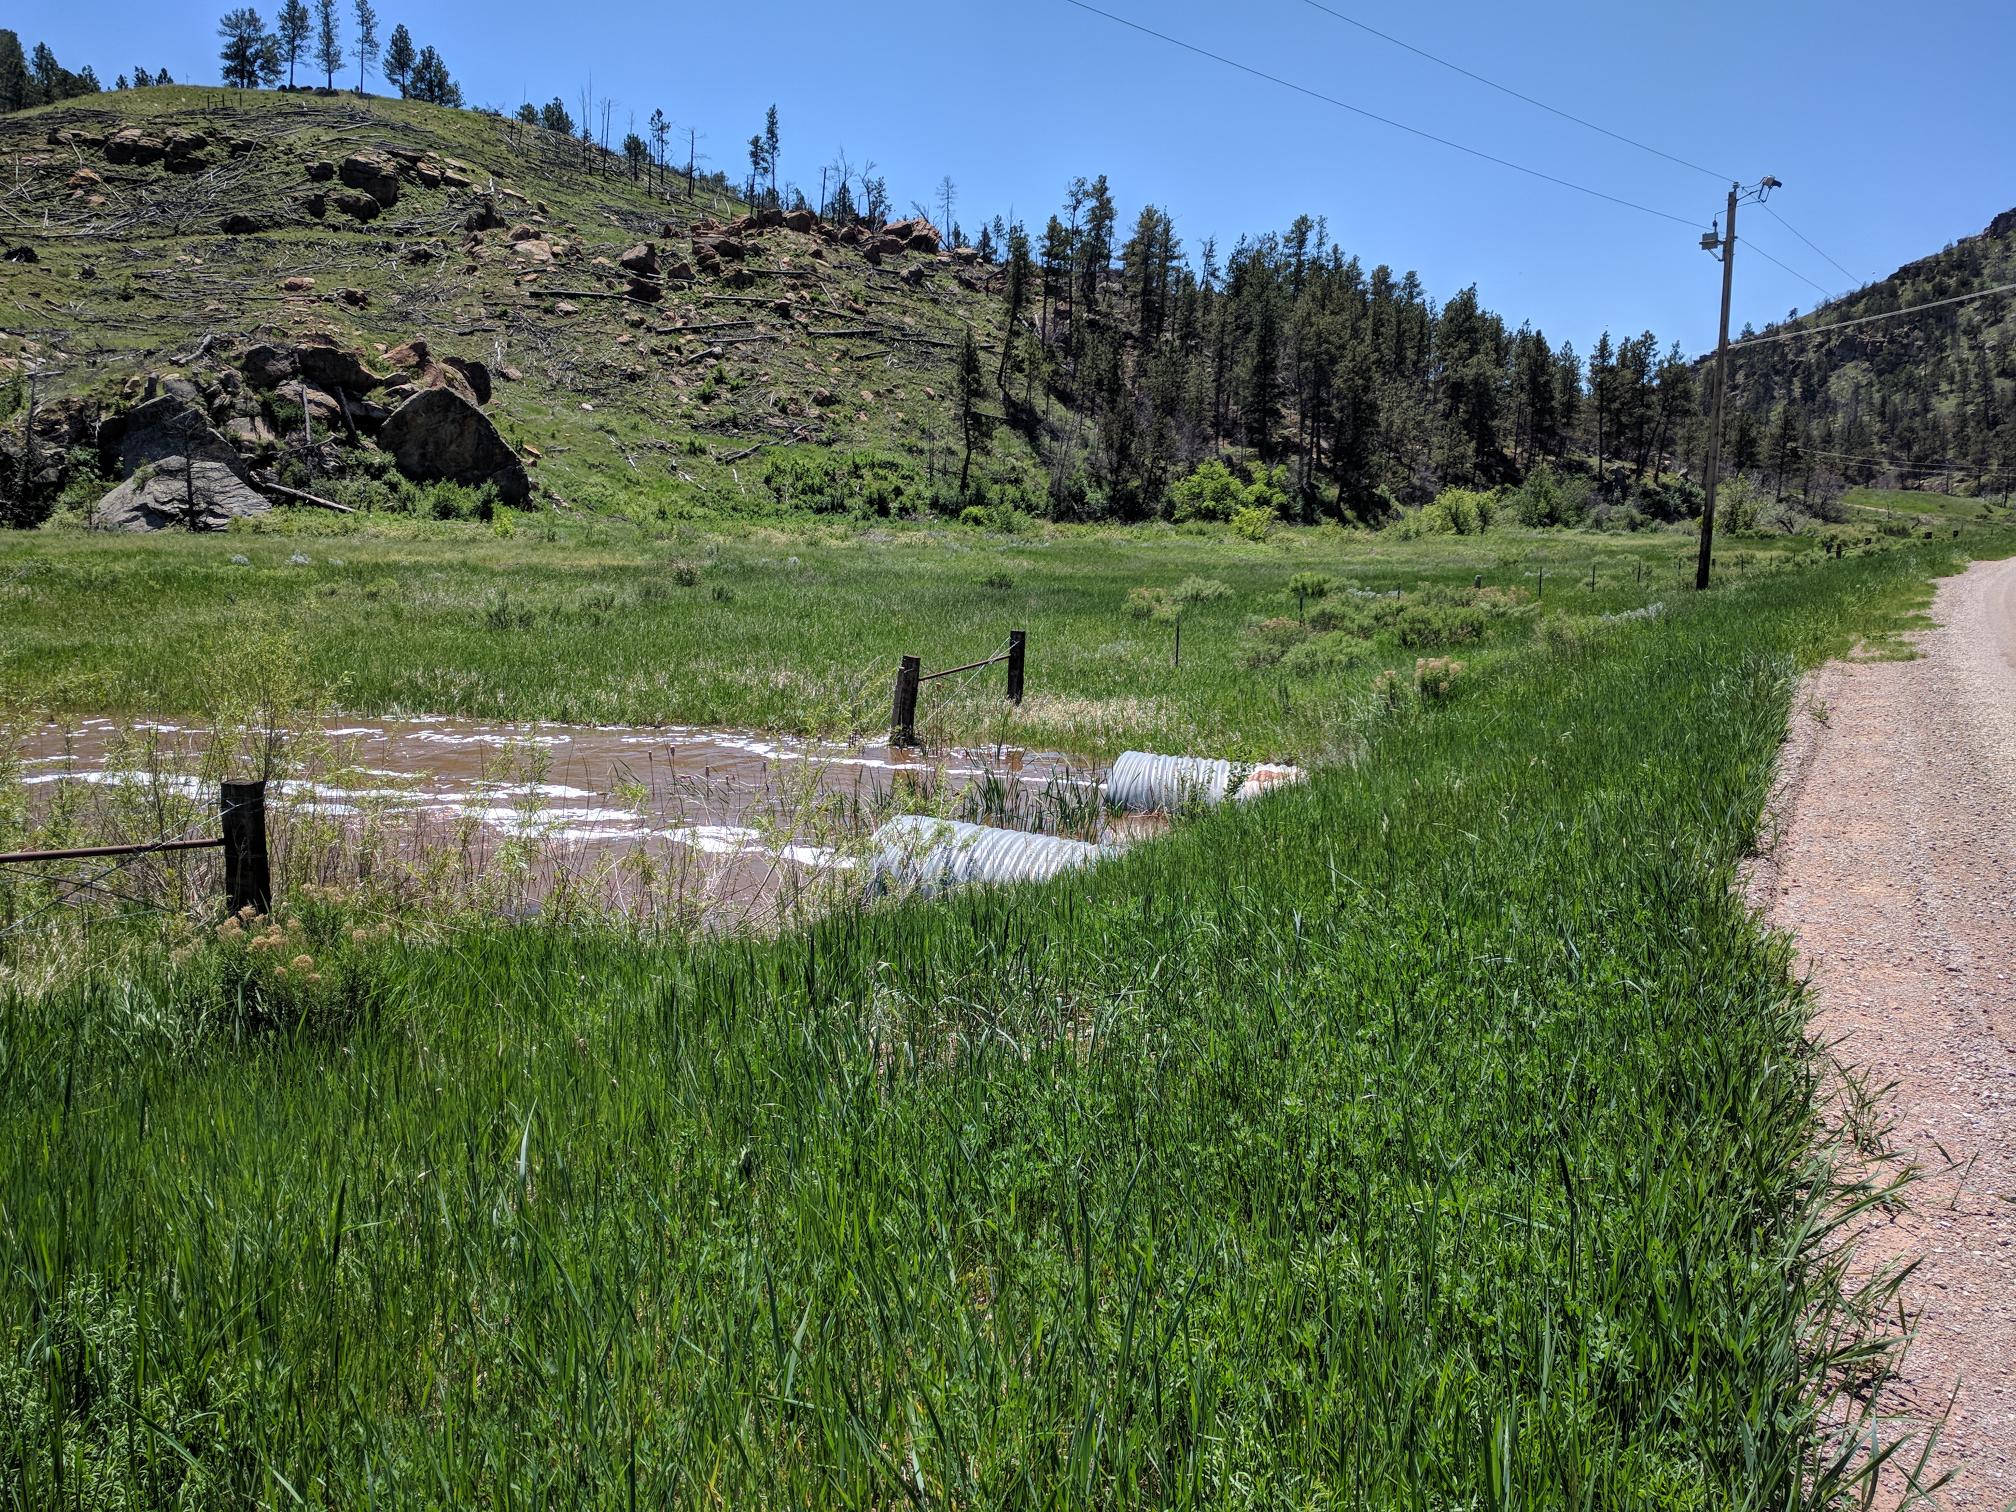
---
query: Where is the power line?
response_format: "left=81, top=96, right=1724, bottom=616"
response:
left=1740, top=237, right=1837, bottom=302
left=1758, top=202, right=1869, bottom=288
left=1730, top=281, right=2016, bottom=348
left=1799, top=446, right=2016, bottom=479
left=1292, top=0, right=1732, bottom=184
left=1058, top=0, right=1701, bottom=227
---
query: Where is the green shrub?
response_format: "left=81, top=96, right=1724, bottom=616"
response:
left=1418, top=487, right=1498, bottom=536
left=1308, top=597, right=1373, bottom=637
left=1169, top=459, right=1290, bottom=523
left=1392, top=602, right=1488, bottom=648
left=1510, top=465, right=1592, bottom=527
left=1239, top=615, right=1308, bottom=668
left=1279, top=631, right=1376, bottom=678
left=1231, top=505, right=1274, bottom=541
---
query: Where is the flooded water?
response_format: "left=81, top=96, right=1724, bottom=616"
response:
left=10, top=715, right=1112, bottom=925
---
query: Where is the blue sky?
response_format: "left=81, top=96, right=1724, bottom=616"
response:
left=18, top=0, right=2013, bottom=355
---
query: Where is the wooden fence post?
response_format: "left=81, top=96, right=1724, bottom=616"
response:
left=890, top=655, right=921, bottom=748
left=1006, top=630, right=1026, bottom=705
left=221, top=780, right=271, bottom=916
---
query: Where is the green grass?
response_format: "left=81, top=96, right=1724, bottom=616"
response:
left=0, top=535, right=1995, bottom=1507
left=1840, top=486, right=2014, bottom=526
left=0, top=517, right=1853, bottom=761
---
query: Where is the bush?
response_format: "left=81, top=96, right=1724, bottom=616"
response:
left=1230, top=505, right=1275, bottom=542
left=762, top=449, right=915, bottom=516
left=1308, top=597, right=1373, bottom=637
left=1286, top=571, right=1336, bottom=605
left=1168, top=459, right=1290, bottom=523
left=1418, top=487, right=1498, bottom=536
left=1509, top=465, right=1592, bottom=527
left=1239, top=615, right=1309, bottom=668
left=1279, top=632, right=1376, bottom=678
left=1392, top=602, right=1488, bottom=648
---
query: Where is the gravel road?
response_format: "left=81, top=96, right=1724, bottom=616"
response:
left=1756, top=554, right=2016, bottom=1506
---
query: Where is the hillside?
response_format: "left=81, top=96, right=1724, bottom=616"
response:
left=1722, top=207, right=2016, bottom=496
left=0, top=86, right=1035, bottom=525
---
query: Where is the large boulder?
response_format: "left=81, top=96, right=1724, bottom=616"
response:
left=375, top=388, right=529, bottom=505
left=337, top=150, right=401, bottom=208
left=782, top=208, right=815, bottom=233
left=240, top=343, right=298, bottom=389
left=331, top=191, right=380, bottom=222
left=103, top=129, right=166, bottom=166
left=292, top=334, right=382, bottom=393
left=618, top=242, right=658, bottom=274
left=439, top=355, right=493, bottom=406
left=97, top=397, right=249, bottom=482
left=91, top=458, right=272, bottom=532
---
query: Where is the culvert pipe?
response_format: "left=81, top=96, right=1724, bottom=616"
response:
left=867, top=816, right=1109, bottom=898
left=1104, top=752, right=1305, bottom=812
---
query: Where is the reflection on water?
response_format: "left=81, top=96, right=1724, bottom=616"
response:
left=11, top=715, right=1107, bottom=927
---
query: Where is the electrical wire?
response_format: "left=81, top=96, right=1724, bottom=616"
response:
left=1730, top=281, right=2016, bottom=348
left=1292, top=0, right=1733, bottom=184
left=1058, top=0, right=1701, bottom=227
left=1798, top=446, right=2016, bottom=478
left=1739, top=236, right=1837, bottom=301
left=1758, top=202, right=1869, bottom=288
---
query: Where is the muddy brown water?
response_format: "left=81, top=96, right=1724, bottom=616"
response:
left=11, top=716, right=1117, bottom=923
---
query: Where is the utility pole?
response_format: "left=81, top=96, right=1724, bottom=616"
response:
left=1695, top=176, right=1780, bottom=591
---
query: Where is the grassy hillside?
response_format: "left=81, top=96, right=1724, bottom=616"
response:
left=0, top=86, right=1040, bottom=518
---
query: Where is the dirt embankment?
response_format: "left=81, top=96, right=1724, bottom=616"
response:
left=1754, top=555, right=2016, bottom=1505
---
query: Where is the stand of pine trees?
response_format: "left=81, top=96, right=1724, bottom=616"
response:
left=997, top=181, right=1705, bottom=522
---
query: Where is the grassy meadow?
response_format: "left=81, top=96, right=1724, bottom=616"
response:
left=1, top=513, right=1853, bottom=763
left=2, top=505, right=2003, bottom=1505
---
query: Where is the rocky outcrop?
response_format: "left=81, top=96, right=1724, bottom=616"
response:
left=375, top=388, right=529, bottom=504
left=338, top=150, right=401, bottom=208
left=91, top=397, right=272, bottom=532
left=293, top=334, right=382, bottom=393
left=97, top=396, right=250, bottom=482
left=92, top=458, right=272, bottom=532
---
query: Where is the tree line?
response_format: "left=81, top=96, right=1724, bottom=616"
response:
left=215, top=5, right=459, bottom=104
left=967, top=179, right=1712, bottom=522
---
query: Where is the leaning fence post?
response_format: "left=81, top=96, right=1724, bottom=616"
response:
left=890, top=655, right=921, bottom=748
left=221, top=780, right=271, bottom=916
left=1006, top=630, right=1026, bottom=705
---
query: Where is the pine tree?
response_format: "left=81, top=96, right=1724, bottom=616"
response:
left=275, top=0, right=309, bottom=86
left=540, top=97, right=572, bottom=135
left=352, top=0, right=378, bottom=92
left=407, top=45, right=456, bottom=106
left=0, top=31, right=28, bottom=113
left=312, top=0, right=342, bottom=88
left=998, top=223, right=1032, bottom=389
left=762, top=105, right=779, bottom=204
left=218, top=9, right=271, bottom=89
left=380, top=21, right=412, bottom=94
left=954, top=328, right=994, bottom=497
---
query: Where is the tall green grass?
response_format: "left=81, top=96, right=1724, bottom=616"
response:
left=2, top=520, right=1846, bottom=760
left=0, top=541, right=1981, bottom=1507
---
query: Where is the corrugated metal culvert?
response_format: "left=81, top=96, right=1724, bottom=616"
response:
left=1105, top=751, right=1306, bottom=812
left=867, top=816, right=1110, bottom=898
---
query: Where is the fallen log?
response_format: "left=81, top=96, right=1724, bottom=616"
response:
left=263, top=483, right=355, bottom=513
